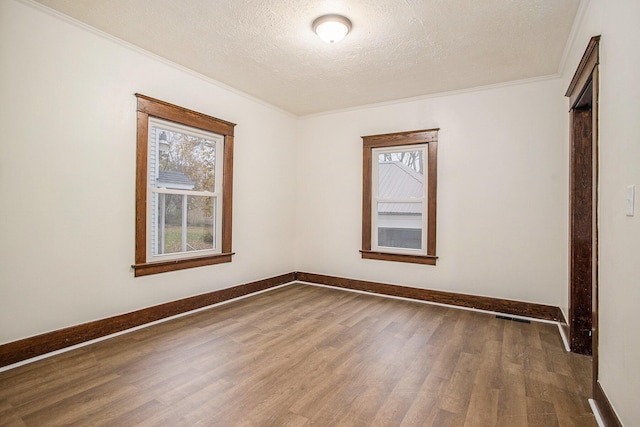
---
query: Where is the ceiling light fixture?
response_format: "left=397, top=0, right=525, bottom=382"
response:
left=313, top=14, right=352, bottom=44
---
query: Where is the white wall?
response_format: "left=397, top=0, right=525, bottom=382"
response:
left=296, top=78, right=568, bottom=306
left=0, top=0, right=297, bottom=345
left=562, top=0, right=640, bottom=424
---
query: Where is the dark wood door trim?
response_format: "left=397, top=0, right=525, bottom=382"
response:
left=566, top=36, right=601, bottom=105
left=566, top=36, right=599, bottom=358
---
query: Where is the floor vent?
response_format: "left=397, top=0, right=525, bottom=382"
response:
left=496, top=315, right=531, bottom=324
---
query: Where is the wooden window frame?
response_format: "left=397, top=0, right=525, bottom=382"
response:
left=361, top=129, right=438, bottom=265
left=132, top=94, right=235, bottom=277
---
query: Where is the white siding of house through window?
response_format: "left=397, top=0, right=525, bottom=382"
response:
left=148, top=126, right=158, bottom=255
left=377, top=161, right=424, bottom=230
left=378, top=213, right=421, bottom=229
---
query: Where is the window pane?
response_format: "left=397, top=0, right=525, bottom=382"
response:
left=152, top=125, right=216, bottom=192
left=378, top=227, right=422, bottom=249
left=377, top=202, right=422, bottom=249
left=156, top=193, right=184, bottom=255
left=186, top=196, right=215, bottom=251
left=378, top=150, right=424, bottom=198
left=154, top=194, right=215, bottom=255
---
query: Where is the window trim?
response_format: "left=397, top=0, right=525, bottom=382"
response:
left=361, top=129, right=438, bottom=265
left=132, top=94, right=235, bottom=277
left=371, top=144, right=428, bottom=255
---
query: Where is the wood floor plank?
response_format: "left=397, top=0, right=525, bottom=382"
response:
left=94, top=399, right=165, bottom=427
left=398, top=377, right=444, bottom=426
left=526, top=396, right=560, bottom=427
left=0, top=284, right=596, bottom=426
left=369, top=341, right=439, bottom=425
left=464, top=387, right=499, bottom=427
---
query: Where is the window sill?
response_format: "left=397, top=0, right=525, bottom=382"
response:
left=132, top=252, right=234, bottom=277
left=360, top=250, right=437, bottom=265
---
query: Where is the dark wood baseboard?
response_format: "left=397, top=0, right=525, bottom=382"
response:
left=295, top=272, right=564, bottom=322
left=593, top=381, right=623, bottom=427
left=0, top=272, right=295, bottom=368
left=1, top=271, right=567, bottom=369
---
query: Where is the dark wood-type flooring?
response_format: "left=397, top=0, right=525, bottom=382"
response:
left=0, top=283, right=595, bottom=426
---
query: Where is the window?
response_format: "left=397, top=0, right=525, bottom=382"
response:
left=361, top=129, right=438, bottom=264
left=133, top=94, right=235, bottom=276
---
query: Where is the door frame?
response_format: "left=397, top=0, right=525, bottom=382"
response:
left=564, top=34, right=599, bottom=378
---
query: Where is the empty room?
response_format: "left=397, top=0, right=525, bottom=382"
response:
left=0, top=0, right=638, bottom=425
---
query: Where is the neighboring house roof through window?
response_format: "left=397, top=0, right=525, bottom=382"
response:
left=157, top=170, right=195, bottom=190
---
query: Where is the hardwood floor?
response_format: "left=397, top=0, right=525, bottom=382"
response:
left=0, top=284, right=595, bottom=426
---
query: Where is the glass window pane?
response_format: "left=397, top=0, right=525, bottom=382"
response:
left=377, top=202, right=422, bottom=249
left=152, top=125, right=216, bottom=192
left=186, top=196, right=215, bottom=251
left=156, top=193, right=184, bottom=255
left=377, top=150, right=424, bottom=198
left=154, top=194, right=215, bottom=255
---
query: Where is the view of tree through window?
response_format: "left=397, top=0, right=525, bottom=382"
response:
left=149, top=119, right=223, bottom=258
left=378, top=150, right=424, bottom=174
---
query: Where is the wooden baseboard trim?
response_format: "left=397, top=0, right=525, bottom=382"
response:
left=0, top=271, right=566, bottom=368
left=295, top=272, right=563, bottom=322
left=0, top=272, right=296, bottom=368
left=593, top=381, right=623, bottom=427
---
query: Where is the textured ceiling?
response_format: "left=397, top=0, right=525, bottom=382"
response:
left=33, top=0, right=581, bottom=116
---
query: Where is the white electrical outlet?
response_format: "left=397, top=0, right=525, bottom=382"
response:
left=627, top=185, right=635, bottom=217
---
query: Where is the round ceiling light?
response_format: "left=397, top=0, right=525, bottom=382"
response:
left=312, top=14, right=352, bottom=44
